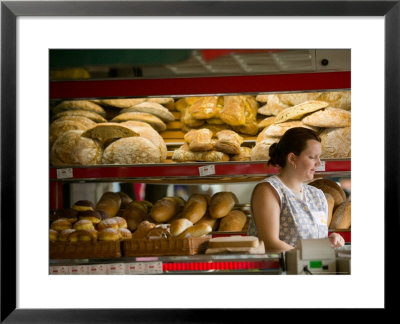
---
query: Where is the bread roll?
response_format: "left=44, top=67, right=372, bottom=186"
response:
left=121, top=101, right=175, bottom=122
left=101, top=137, right=161, bottom=164
left=324, top=193, right=335, bottom=228
left=122, top=201, right=147, bottom=231
left=181, top=107, right=205, bottom=128
left=188, top=96, right=218, bottom=119
left=230, top=146, right=251, bottom=161
left=131, top=221, right=156, bottom=239
left=50, top=130, right=102, bottom=166
left=118, top=192, right=133, bottom=209
left=214, top=130, right=243, bottom=154
left=329, top=200, right=351, bottom=229
left=209, top=192, right=238, bottom=219
left=96, top=192, right=121, bottom=218
left=111, top=112, right=166, bottom=132
left=120, top=120, right=167, bottom=162
left=169, top=218, right=193, bottom=237
left=184, top=129, right=214, bottom=152
left=177, top=223, right=212, bottom=238
left=274, top=100, right=329, bottom=124
left=50, top=219, right=72, bottom=232
left=172, top=143, right=229, bottom=162
left=73, top=220, right=95, bottom=231
left=51, top=110, right=107, bottom=123
left=320, top=127, right=351, bottom=159
left=98, top=228, right=121, bottom=241
left=52, top=100, right=107, bottom=117
left=182, top=194, right=208, bottom=223
left=302, top=107, right=351, bottom=128
left=150, top=197, right=184, bottom=223
left=257, top=94, right=289, bottom=116
left=195, top=214, right=219, bottom=231
left=218, top=210, right=247, bottom=232
left=97, top=218, right=119, bottom=231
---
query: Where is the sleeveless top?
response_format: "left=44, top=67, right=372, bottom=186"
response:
left=248, top=175, right=328, bottom=247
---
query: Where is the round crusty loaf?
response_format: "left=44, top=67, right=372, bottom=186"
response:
left=49, top=116, right=97, bottom=147
left=95, top=98, right=146, bottom=108
left=209, top=192, right=238, bottom=219
left=308, top=178, right=346, bottom=211
left=150, top=197, right=184, bottom=223
left=111, top=112, right=166, bottom=132
left=320, top=127, right=351, bottom=159
left=52, top=100, right=107, bottom=117
left=81, top=122, right=139, bottom=144
left=101, top=137, right=161, bottom=164
left=329, top=200, right=351, bottom=229
left=182, top=194, right=208, bottom=223
left=51, top=110, right=107, bottom=123
left=324, top=192, right=335, bottom=228
left=218, top=210, right=247, bottom=232
left=121, top=120, right=167, bottom=162
left=302, top=107, right=351, bottom=128
left=121, top=101, right=175, bottom=122
left=169, top=218, right=193, bottom=237
left=50, top=130, right=102, bottom=166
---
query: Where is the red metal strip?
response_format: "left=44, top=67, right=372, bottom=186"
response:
left=50, top=72, right=351, bottom=99
left=325, top=160, right=351, bottom=172
left=329, top=230, right=351, bottom=243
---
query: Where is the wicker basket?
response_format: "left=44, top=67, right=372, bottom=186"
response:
left=50, top=240, right=121, bottom=259
left=122, top=235, right=211, bottom=257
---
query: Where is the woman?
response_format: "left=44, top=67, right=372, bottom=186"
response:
left=251, top=127, right=345, bottom=252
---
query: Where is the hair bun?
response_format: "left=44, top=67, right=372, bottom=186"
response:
left=268, top=142, right=279, bottom=157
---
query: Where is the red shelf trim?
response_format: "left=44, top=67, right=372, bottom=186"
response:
left=49, top=161, right=350, bottom=180
left=50, top=71, right=351, bottom=99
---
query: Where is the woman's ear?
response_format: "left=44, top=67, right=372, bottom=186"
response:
left=287, top=152, right=297, bottom=164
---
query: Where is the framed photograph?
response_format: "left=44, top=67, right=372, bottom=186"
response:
left=1, top=0, right=398, bottom=322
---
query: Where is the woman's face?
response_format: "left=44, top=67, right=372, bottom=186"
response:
left=293, top=139, right=322, bottom=181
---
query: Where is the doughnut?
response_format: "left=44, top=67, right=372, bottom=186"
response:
left=119, top=228, right=132, bottom=240
left=72, top=200, right=95, bottom=212
left=59, top=229, right=77, bottom=242
left=73, top=219, right=95, bottom=231
left=97, top=218, right=119, bottom=231
left=98, top=228, right=121, bottom=241
left=78, top=210, right=102, bottom=224
left=51, top=219, right=72, bottom=232
left=56, top=208, right=78, bottom=223
left=69, top=229, right=98, bottom=242
left=113, top=216, right=128, bottom=229
left=49, top=229, right=59, bottom=242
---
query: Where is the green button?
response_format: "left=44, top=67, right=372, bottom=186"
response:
left=309, top=260, right=323, bottom=268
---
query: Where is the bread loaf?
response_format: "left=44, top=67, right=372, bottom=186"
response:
left=195, top=214, right=219, bottom=231
left=188, top=96, right=219, bottom=119
left=101, top=137, right=161, bottom=164
left=302, top=107, right=351, bottom=128
left=122, top=201, right=147, bottom=231
left=214, top=130, right=243, bottom=154
left=121, top=101, right=175, bottom=122
left=230, top=146, right=251, bottom=161
left=257, top=94, right=289, bottom=116
left=95, top=192, right=121, bottom=218
left=209, top=192, right=238, bottom=219
left=184, top=129, right=214, bottom=152
left=257, top=116, right=276, bottom=129
left=131, top=221, right=156, bottom=239
left=50, top=130, right=102, bottom=166
left=51, top=110, right=107, bottom=123
left=182, top=194, right=208, bottom=223
left=52, top=100, right=107, bottom=117
left=278, top=92, right=321, bottom=106
left=150, top=197, right=184, bottom=223
left=49, top=117, right=97, bottom=147
left=220, top=96, right=246, bottom=126
left=320, top=127, right=351, bottom=159
left=172, top=143, right=229, bottom=162
left=81, top=122, right=139, bottom=143
left=111, top=112, right=166, bottom=132
left=94, top=98, right=146, bottom=108
left=324, top=193, right=335, bottom=228
left=177, top=223, right=212, bottom=238
left=274, top=100, right=329, bottom=124
left=308, top=178, right=346, bottom=210
left=218, top=210, right=247, bottom=232
left=118, top=192, right=133, bottom=209
left=261, top=121, right=318, bottom=137
left=181, top=107, right=205, bottom=128
left=329, top=200, right=351, bottom=229
left=318, top=91, right=351, bottom=110
left=169, top=218, right=193, bottom=237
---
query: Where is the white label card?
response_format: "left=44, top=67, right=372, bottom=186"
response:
left=199, top=164, right=215, bottom=176
left=316, top=161, right=326, bottom=171
left=146, top=262, right=163, bottom=274
left=56, top=168, right=73, bottom=179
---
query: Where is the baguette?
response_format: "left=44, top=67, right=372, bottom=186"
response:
left=182, top=194, right=208, bottom=223
left=169, top=218, right=193, bottom=237
left=218, top=210, right=247, bottom=232
left=150, top=197, right=184, bottom=223
left=177, top=223, right=212, bottom=238
left=95, top=192, right=121, bottom=218
left=209, top=192, right=238, bottom=219
left=122, top=201, right=148, bottom=231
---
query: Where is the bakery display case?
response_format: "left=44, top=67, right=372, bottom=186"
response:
left=49, top=50, right=351, bottom=274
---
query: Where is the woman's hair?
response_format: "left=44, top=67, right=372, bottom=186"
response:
left=268, top=127, right=321, bottom=167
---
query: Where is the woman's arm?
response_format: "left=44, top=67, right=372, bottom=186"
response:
left=251, top=182, right=294, bottom=252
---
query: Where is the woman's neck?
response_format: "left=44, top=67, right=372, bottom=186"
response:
left=278, top=169, right=303, bottom=194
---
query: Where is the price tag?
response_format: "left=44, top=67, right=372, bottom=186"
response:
left=316, top=161, right=325, bottom=171
left=199, top=164, right=215, bottom=176
left=89, top=264, right=107, bottom=275
left=57, top=168, right=73, bottom=179
left=146, top=262, right=163, bottom=274
left=107, top=263, right=126, bottom=275
left=49, top=266, right=68, bottom=275
left=127, top=262, right=145, bottom=274
left=70, top=265, right=88, bottom=275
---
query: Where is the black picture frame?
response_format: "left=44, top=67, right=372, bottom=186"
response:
left=1, top=0, right=398, bottom=322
